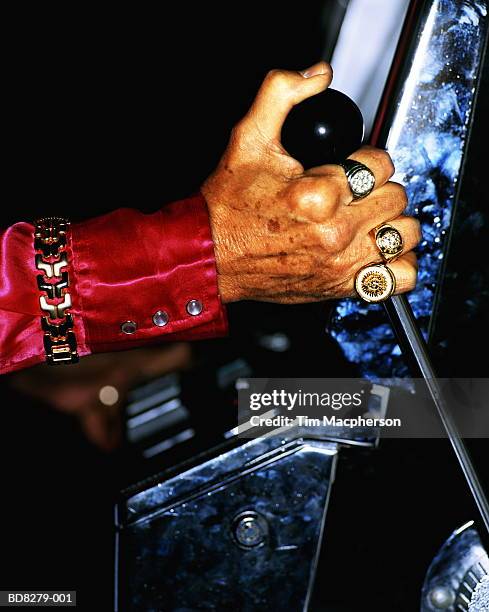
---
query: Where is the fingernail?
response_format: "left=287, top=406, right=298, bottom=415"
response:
left=300, top=61, right=328, bottom=78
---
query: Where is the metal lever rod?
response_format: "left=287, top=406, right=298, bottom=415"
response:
left=384, top=294, right=489, bottom=536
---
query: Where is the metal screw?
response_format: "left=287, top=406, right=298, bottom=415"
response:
left=428, top=585, right=455, bottom=609
left=232, top=511, right=268, bottom=549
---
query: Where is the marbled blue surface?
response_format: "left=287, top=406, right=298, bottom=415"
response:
left=117, top=438, right=338, bottom=610
left=330, top=0, right=488, bottom=378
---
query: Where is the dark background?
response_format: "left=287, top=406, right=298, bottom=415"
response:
left=1, top=3, right=488, bottom=611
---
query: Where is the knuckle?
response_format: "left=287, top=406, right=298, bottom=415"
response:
left=399, top=259, right=418, bottom=293
left=321, top=176, right=343, bottom=204
left=265, top=68, right=290, bottom=90
left=385, top=181, right=408, bottom=213
left=390, top=180, right=406, bottom=195
left=376, top=149, right=395, bottom=177
left=231, top=118, right=248, bottom=140
left=335, top=222, right=353, bottom=250
left=288, top=180, right=328, bottom=212
left=265, top=68, right=279, bottom=80
left=406, top=268, right=418, bottom=291
left=410, top=218, right=422, bottom=244
left=318, top=220, right=351, bottom=252
left=411, top=252, right=419, bottom=271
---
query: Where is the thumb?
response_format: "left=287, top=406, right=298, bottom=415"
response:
left=245, top=61, right=333, bottom=142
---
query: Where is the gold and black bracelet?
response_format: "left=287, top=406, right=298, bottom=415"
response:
left=34, top=217, right=79, bottom=365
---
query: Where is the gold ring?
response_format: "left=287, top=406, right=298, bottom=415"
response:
left=374, top=224, right=404, bottom=262
left=354, top=263, right=396, bottom=303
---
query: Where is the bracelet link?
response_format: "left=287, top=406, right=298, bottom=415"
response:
left=43, top=331, right=78, bottom=365
left=34, top=217, right=79, bottom=365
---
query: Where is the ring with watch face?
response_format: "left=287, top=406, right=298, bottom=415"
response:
left=354, top=263, right=396, bottom=303
left=339, top=159, right=376, bottom=200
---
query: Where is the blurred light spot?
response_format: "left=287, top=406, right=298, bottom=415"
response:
left=99, top=385, right=119, bottom=406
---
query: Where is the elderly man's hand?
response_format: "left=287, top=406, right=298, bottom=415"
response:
left=202, top=61, right=420, bottom=304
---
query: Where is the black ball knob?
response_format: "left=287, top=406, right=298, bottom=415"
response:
left=281, top=88, right=365, bottom=168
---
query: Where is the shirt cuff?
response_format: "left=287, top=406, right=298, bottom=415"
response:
left=71, top=193, right=228, bottom=354
left=0, top=194, right=228, bottom=375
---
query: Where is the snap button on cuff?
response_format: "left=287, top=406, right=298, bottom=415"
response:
left=153, top=310, right=169, bottom=327
left=186, top=299, right=203, bottom=316
left=121, top=320, right=137, bottom=334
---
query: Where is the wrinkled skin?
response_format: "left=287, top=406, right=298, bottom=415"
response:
left=203, top=61, right=421, bottom=304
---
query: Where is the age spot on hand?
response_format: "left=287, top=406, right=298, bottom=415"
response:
left=267, top=218, right=280, bottom=233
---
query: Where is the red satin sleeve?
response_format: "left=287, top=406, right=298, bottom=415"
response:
left=0, top=194, right=228, bottom=374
